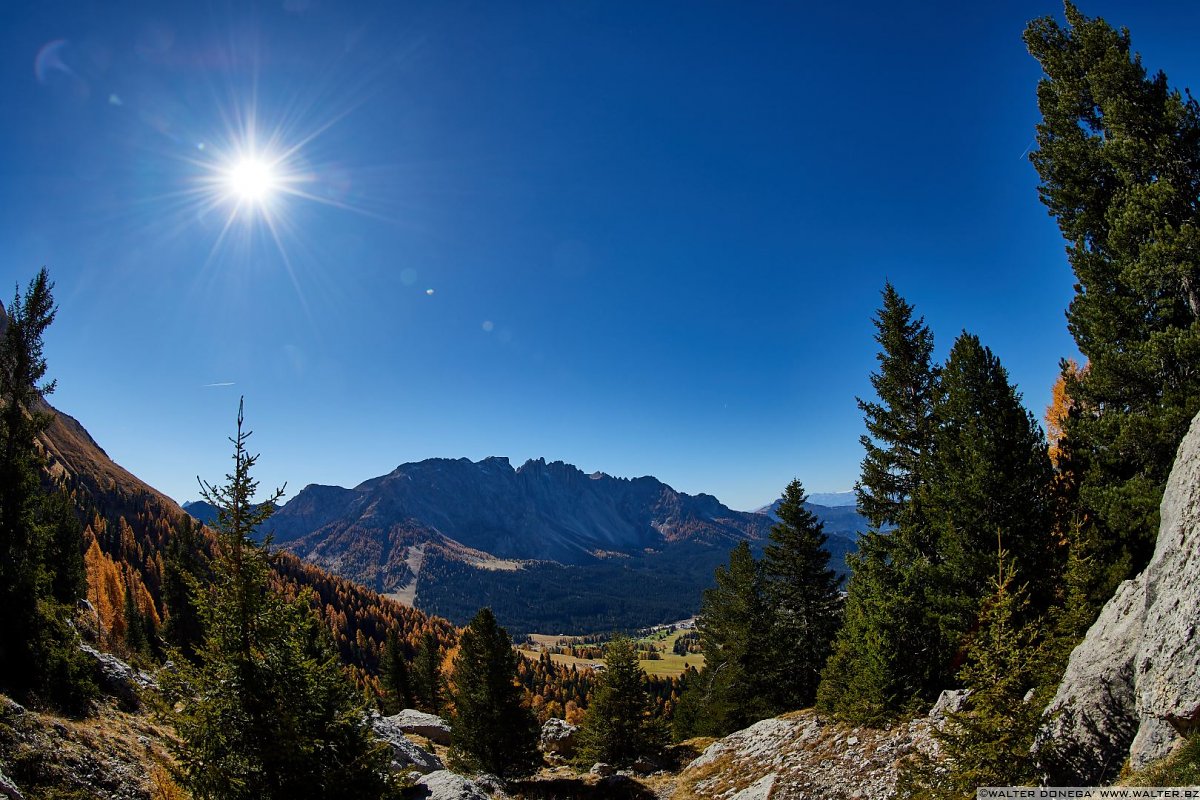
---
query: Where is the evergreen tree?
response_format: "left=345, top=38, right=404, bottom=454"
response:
left=690, top=541, right=773, bottom=735
left=855, top=281, right=938, bottom=530
left=898, top=548, right=1045, bottom=798
left=161, top=514, right=209, bottom=661
left=817, top=532, right=923, bottom=723
left=379, top=630, right=414, bottom=714
left=919, top=332, right=1056, bottom=682
left=0, top=269, right=95, bottom=713
left=761, top=480, right=841, bottom=711
left=577, top=635, right=665, bottom=767
left=165, top=400, right=390, bottom=800
left=448, top=607, right=540, bottom=778
left=412, top=631, right=445, bottom=715
left=819, top=284, right=937, bottom=722
left=1025, top=3, right=1200, bottom=582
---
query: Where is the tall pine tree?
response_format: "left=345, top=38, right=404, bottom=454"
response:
left=1025, top=3, right=1200, bottom=583
left=0, top=269, right=95, bottom=713
left=448, top=607, right=540, bottom=777
left=576, top=635, right=665, bottom=767
left=165, top=400, right=390, bottom=800
left=761, top=480, right=841, bottom=711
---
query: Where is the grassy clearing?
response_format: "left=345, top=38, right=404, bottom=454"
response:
left=517, top=628, right=704, bottom=678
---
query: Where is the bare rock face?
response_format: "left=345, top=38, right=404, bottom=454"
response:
left=414, top=770, right=495, bottom=800
left=539, top=718, right=578, bottom=758
left=79, top=645, right=159, bottom=712
left=368, top=712, right=444, bottom=774
left=388, top=709, right=452, bottom=745
left=1041, top=410, right=1200, bottom=781
left=673, top=709, right=936, bottom=800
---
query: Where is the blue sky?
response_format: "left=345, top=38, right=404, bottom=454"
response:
left=2, top=1, right=1198, bottom=511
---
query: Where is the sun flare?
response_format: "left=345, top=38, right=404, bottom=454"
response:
left=226, top=156, right=278, bottom=203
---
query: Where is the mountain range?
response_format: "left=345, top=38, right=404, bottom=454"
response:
left=206, top=457, right=867, bottom=633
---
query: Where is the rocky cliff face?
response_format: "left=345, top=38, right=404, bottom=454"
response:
left=271, top=456, right=771, bottom=565
left=1042, top=410, right=1200, bottom=782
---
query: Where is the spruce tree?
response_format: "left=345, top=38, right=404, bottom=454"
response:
left=577, top=635, right=665, bottom=767
left=1025, top=3, right=1200, bottom=581
left=0, top=269, right=95, bottom=713
left=761, top=480, right=841, bottom=711
left=855, top=281, right=938, bottom=530
left=898, top=548, right=1045, bottom=798
left=919, top=332, right=1056, bottom=681
left=448, top=607, right=540, bottom=778
left=380, top=630, right=414, bottom=714
left=161, top=514, right=209, bottom=661
left=165, top=400, right=390, bottom=800
left=412, top=631, right=445, bottom=715
left=691, top=541, right=773, bottom=735
left=819, top=284, right=937, bottom=722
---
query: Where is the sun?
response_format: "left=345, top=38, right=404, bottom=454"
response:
left=225, top=156, right=279, bottom=203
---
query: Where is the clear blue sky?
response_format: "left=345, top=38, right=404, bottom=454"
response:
left=3, top=1, right=1198, bottom=511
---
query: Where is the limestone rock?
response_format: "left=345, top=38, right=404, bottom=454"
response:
left=674, top=709, right=936, bottom=799
left=414, top=770, right=491, bottom=800
left=0, top=767, right=23, bottom=800
left=388, top=709, right=452, bottom=745
left=588, top=762, right=615, bottom=777
left=539, top=717, right=578, bottom=757
left=369, top=712, right=444, bottom=774
left=79, top=645, right=158, bottom=711
left=1041, top=410, right=1200, bottom=781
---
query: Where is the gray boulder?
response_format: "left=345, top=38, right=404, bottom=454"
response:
left=388, top=709, right=452, bottom=745
left=414, top=770, right=490, bottom=800
left=0, top=766, right=23, bottom=800
left=1041, top=410, right=1200, bottom=781
left=539, top=717, right=578, bottom=757
left=79, top=645, right=158, bottom=710
left=369, top=712, right=444, bottom=774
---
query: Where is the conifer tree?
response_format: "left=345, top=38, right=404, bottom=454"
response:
left=819, top=284, right=937, bottom=722
left=919, top=332, right=1055, bottom=678
left=0, top=269, right=95, bottom=713
left=577, top=635, right=665, bottom=767
left=689, top=541, right=773, bottom=735
left=761, top=480, right=841, bottom=711
left=898, top=548, right=1045, bottom=798
left=412, top=630, right=445, bottom=715
left=1025, top=3, right=1200, bottom=582
left=161, top=514, right=209, bottom=661
left=448, top=607, right=540, bottom=777
left=166, top=400, right=390, bottom=800
left=380, top=630, right=414, bottom=714
left=855, top=281, right=938, bottom=530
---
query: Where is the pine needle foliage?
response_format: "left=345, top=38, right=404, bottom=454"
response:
left=898, top=546, right=1046, bottom=799
left=448, top=607, right=541, bottom=778
left=165, top=400, right=391, bottom=800
left=0, top=269, right=96, bottom=714
left=1025, top=2, right=1200, bottom=582
left=577, top=635, right=666, bottom=767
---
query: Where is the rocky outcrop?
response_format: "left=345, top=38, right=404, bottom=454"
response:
left=79, top=646, right=159, bottom=711
left=368, top=712, right=444, bottom=774
left=540, top=718, right=578, bottom=758
left=413, top=770, right=496, bottom=800
left=0, top=766, right=23, bottom=800
left=1042, top=411, right=1200, bottom=782
left=387, top=709, right=451, bottom=745
left=672, top=709, right=936, bottom=800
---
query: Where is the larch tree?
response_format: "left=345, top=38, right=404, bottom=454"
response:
left=165, top=399, right=391, bottom=800
left=448, top=607, right=541, bottom=777
left=1025, top=2, right=1200, bottom=585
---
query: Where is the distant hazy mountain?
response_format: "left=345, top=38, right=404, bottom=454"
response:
left=183, top=499, right=280, bottom=530
left=755, top=498, right=870, bottom=539
left=804, top=490, right=857, bottom=508
left=258, top=457, right=859, bottom=633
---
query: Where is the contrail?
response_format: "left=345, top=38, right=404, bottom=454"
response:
left=202, top=382, right=235, bottom=388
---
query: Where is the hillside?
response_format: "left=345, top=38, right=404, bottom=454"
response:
left=36, top=402, right=456, bottom=687
left=263, top=456, right=857, bottom=633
